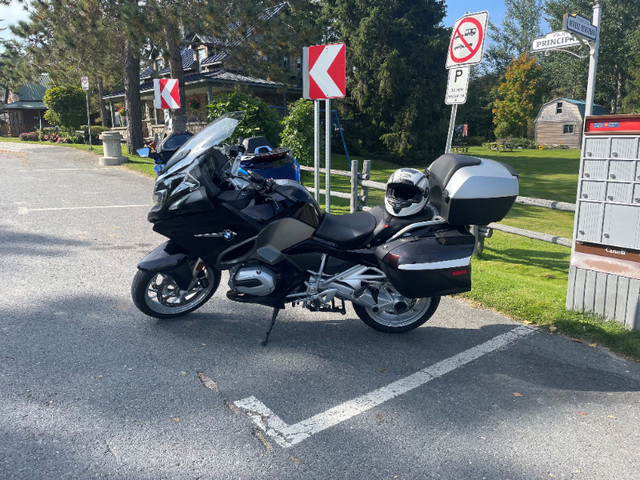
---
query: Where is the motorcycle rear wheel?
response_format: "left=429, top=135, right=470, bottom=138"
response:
left=131, top=266, right=220, bottom=319
left=353, top=292, right=440, bottom=333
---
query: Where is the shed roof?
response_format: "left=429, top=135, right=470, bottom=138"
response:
left=537, top=97, right=607, bottom=122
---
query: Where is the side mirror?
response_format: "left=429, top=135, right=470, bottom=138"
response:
left=137, top=147, right=151, bottom=158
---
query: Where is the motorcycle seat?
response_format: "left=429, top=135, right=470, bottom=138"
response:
left=315, top=211, right=377, bottom=248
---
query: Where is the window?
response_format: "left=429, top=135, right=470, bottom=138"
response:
left=198, top=47, right=207, bottom=63
left=556, top=102, right=563, bottom=114
left=563, top=124, right=574, bottom=134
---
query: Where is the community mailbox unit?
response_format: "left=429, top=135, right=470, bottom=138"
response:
left=568, top=115, right=640, bottom=330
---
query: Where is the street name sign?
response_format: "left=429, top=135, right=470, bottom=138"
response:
left=532, top=30, right=581, bottom=52
left=445, top=67, right=470, bottom=105
left=154, top=79, right=180, bottom=109
left=303, top=44, right=346, bottom=100
left=446, top=11, right=489, bottom=69
left=563, top=13, right=597, bottom=42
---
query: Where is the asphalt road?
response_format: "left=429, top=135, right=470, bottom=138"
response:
left=1, top=143, right=639, bottom=480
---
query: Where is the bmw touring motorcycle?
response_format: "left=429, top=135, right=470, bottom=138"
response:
left=132, top=112, right=519, bottom=337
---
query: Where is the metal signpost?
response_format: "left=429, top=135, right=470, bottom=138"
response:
left=444, top=12, right=488, bottom=154
left=303, top=43, right=346, bottom=213
left=562, top=1, right=602, bottom=116
left=81, top=76, right=92, bottom=150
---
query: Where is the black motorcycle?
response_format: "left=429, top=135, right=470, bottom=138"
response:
left=132, top=112, right=519, bottom=338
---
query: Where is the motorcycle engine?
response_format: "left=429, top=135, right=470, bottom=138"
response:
left=229, top=264, right=277, bottom=296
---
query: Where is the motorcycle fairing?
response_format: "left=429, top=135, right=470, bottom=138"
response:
left=137, top=240, right=194, bottom=289
left=216, top=217, right=316, bottom=269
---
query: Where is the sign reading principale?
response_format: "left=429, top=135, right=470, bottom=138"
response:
left=563, top=13, right=597, bottom=42
left=531, top=31, right=581, bottom=52
left=446, top=11, right=489, bottom=69
left=445, top=67, right=470, bottom=105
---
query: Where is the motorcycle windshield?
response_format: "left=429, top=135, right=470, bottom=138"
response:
left=159, top=111, right=244, bottom=176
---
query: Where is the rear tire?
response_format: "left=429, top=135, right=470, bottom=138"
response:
left=354, top=291, right=440, bottom=333
left=131, top=265, right=220, bottom=319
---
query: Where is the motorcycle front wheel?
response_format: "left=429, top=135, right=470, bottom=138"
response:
left=353, top=287, right=440, bottom=333
left=131, top=266, right=220, bottom=319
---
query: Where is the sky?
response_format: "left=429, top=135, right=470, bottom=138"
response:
left=0, top=1, right=551, bottom=46
left=0, top=1, right=512, bottom=37
left=443, top=0, right=508, bottom=28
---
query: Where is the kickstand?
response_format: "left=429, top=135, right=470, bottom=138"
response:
left=261, top=307, right=280, bottom=346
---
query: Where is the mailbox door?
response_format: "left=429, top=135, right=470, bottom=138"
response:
left=602, top=204, right=640, bottom=249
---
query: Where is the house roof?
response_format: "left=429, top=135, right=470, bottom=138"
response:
left=538, top=97, right=607, bottom=120
left=105, top=69, right=283, bottom=101
left=139, top=2, right=289, bottom=79
left=1, top=100, right=47, bottom=111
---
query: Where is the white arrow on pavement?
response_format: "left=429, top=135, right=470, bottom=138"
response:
left=309, top=44, right=344, bottom=98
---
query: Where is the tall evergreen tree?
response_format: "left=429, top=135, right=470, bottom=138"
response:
left=323, top=0, right=449, bottom=162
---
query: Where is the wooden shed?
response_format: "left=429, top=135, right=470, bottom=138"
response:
left=535, top=97, right=606, bottom=148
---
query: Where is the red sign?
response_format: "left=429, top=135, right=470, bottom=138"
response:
left=585, top=115, right=640, bottom=134
left=446, top=12, right=488, bottom=69
left=153, top=79, right=180, bottom=109
left=303, top=44, right=346, bottom=100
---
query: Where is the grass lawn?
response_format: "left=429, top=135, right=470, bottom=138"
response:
left=4, top=138, right=639, bottom=359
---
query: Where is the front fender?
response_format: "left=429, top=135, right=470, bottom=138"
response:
left=137, top=241, right=193, bottom=289
left=138, top=241, right=189, bottom=271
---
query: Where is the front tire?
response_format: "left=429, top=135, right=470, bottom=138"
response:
left=353, top=288, right=440, bottom=333
left=131, top=265, right=220, bottom=319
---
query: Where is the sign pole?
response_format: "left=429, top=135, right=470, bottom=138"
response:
left=314, top=100, right=320, bottom=202
left=445, top=104, right=457, bottom=154
left=325, top=99, right=332, bottom=213
left=584, top=0, right=601, bottom=116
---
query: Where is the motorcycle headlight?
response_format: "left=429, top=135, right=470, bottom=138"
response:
left=153, top=165, right=201, bottom=207
left=153, top=188, right=167, bottom=205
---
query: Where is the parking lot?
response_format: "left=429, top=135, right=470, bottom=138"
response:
left=1, top=143, right=639, bottom=479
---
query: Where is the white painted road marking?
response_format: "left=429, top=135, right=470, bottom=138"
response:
left=234, top=325, right=535, bottom=448
left=18, top=204, right=150, bottom=215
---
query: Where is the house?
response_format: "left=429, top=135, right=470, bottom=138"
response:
left=102, top=2, right=301, bottom=137
left=1, top=74, right=51, bottom=136
left=535, top=97, right=607, bottom=148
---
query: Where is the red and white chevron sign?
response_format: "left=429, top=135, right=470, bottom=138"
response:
left=153, top=78, right=180, bottom=109
left=303, top=43, right=346, bottom=100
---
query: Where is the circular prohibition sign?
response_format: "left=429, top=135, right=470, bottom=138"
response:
left=450, top=17, right=483, bottom=64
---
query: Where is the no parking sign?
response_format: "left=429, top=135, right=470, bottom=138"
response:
left=446, top=11, right=489, bottom=69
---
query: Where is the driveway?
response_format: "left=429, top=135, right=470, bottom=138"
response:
left=1, top=143, right=639, bottom=479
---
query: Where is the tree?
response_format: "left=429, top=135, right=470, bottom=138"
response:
left=281, top=98, right=314, bottom=165
left=457, top=70, right=501, bottom=142
left=43, top=85, right=85, bottom=129
left=486, top=0, right=543, bottom=74
left=543, top=0, right=640, bottom=113
left=492, top=53, right=545, bottom=138
left=324, top=0, right=449, bottom=163
left=206, top=91, right=282, bottom=146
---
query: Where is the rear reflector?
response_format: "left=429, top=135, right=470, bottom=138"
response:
left=451, top=269, right=469, bottom=276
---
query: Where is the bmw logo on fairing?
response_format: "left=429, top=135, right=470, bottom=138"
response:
left=194, top=229, right=238, bottom=241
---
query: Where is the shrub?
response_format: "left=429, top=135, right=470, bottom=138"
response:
left=19, top=131, right=39, bottom=141
left=280, top=98, right=314, bottom=166
left=206, top=91, right=282, bottom=146
left=43, top=86, right=85, bottom=129
left=507, top=137, right=535, bottom=149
